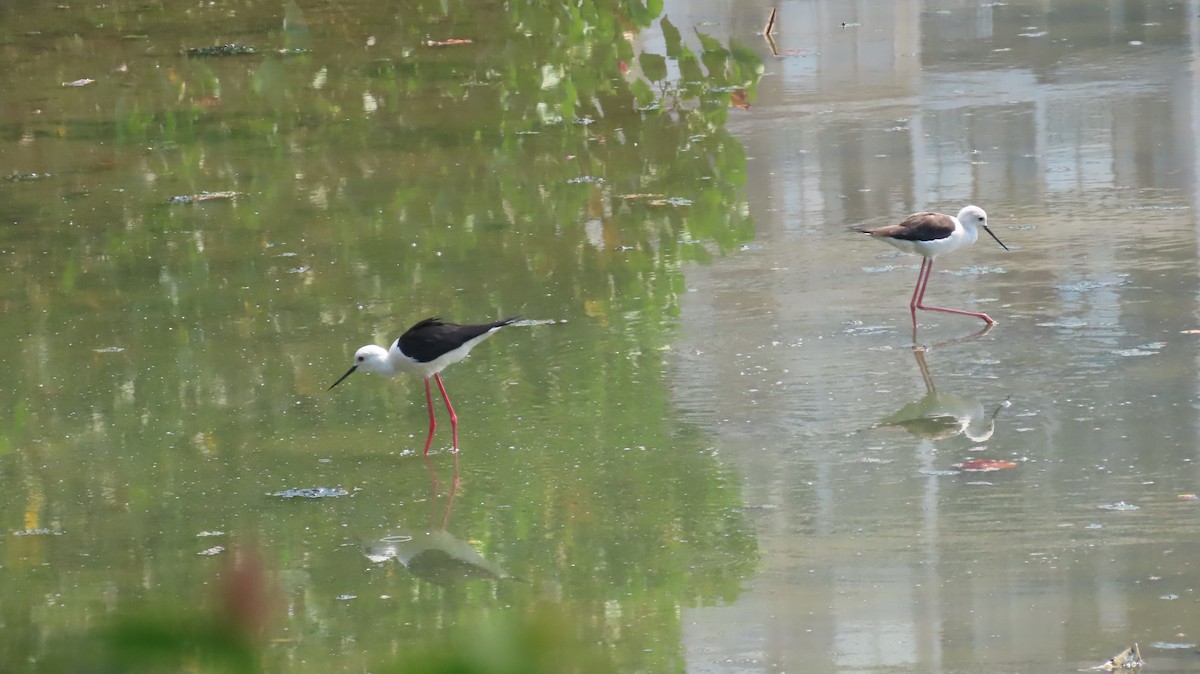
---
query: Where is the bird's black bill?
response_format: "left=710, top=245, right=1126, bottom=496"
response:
left=982, top=225, right=1009, bottom=251
left=329, top=365, right=357, bottom=390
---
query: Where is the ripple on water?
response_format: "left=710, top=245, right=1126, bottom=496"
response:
left=1053, top=278, right=1128, bottom=293
left=842, top=323, right=893, bottom=336
left=944, top=264, right=1005, bottom=276
left=1036, top=319, right=1088, bottom=329
left=1113, top=342, right=1166, bottom=357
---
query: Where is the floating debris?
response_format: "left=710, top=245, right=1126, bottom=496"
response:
left=954, top=459, right=1017, bottom=472
left=1081, top=643, right=1142, bottom=671
left=336, top=594, right=357, bottom=601
left=1178, top=493, right=1198, bottom=501
left=425, top=38, right=472, bottom=47
left=186, top=44, right=257, bottom=57
left=1149, top=641, right=1195, bottom=649
left=12, top=528, right=62, bottom=536
left=62, top=78, right=95, bottom=87
left=1096, top=502, right=1139, bottom=511
left=166, top=191, right=242, bottom=205
left=197, top=546, right=225, bottom=556
left=511, top=318, right=561, bottom=327
left=567, top=176, right=604, bottom=184
left=93, top=346, right=125, bottom=353
left=272, top=487, right=349, bottom=499
left=196, top=530, right=225, bottom=537
left=648, top=197, right=692, bottom=207
left=4, top=172, right=53, bottom=182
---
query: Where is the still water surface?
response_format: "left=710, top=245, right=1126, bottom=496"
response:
left=670, top=1, right=1200, bottom=672
left=1, top=0, right=1199, bottom=672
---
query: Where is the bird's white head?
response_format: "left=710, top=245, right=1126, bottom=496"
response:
left=328, top=344, right=394, bottom=390
left=957, top=205, right=1008, bottom=251
left=956, top=205, right=987, bottom=228
left=351, top=345, right=393, bottom=375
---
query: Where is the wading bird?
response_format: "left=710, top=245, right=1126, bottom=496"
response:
left=330, top=317, right=518, bottom=455
left=857, top=205, right=1008, bottom=329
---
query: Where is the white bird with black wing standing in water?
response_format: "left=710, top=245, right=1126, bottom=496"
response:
left=330, top=317, right=518, bottom=455
left=857, top=205, right=1008, bottom=330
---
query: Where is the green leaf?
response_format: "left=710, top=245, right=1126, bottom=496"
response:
left=660, top=16, right=681, bottom=59
left=694, top=29, right=728, bottom=56
left=639, top=52, right=667, bottom=82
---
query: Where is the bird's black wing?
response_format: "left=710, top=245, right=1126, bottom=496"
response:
left=397, top=317, right=517, bottom=363
left=868, top=212, right=956, bottom=242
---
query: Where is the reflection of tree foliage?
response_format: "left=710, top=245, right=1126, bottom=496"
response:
left=0, top=1, right=760, bottom=672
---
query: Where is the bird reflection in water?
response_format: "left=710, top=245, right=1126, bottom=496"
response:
left=877, top=327, right=1009, bottom=444
left=362, top=453, right=514, bottom=586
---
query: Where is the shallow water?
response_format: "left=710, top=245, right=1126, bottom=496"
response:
left=668, top=1, right=1200, bottom=672
left=2, top=0, right=1200, bottom=672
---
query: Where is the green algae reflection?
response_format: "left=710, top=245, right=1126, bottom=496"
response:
left=0, top=0, right=762, bottom=671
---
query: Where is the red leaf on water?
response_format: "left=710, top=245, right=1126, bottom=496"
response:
left=955, top=458, right=1017, bottom=472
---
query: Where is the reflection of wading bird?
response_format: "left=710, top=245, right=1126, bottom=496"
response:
left=878, top=346, right=1006, bottom=443
left=330, top=317, right=518, bottom=455
left=857, top=205, right=1008, bottom=330
left=361, top=454, right=514, bottom=586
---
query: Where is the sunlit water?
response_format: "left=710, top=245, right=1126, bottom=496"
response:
left=2, top=0, right=1200, bottom=672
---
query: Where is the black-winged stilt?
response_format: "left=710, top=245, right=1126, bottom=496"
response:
left=329, top=317, right=518, bottom=455
left=857, top=205, right=1008, bottom=329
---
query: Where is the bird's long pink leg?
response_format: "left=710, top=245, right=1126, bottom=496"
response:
left=913, top=258, right=996, bottom=325
left=423, top=377, right=438, bottom=456
left=910, top=258, right=932, bottom=330
left=433, top=373, right=458, bottom=452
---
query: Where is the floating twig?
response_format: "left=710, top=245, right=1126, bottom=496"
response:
left=425, top=38, right=473, bottom=47
left=763, top=7, right=777, bottom=36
